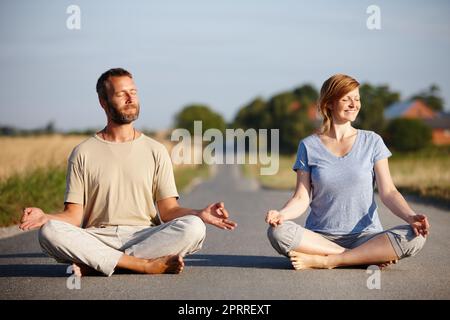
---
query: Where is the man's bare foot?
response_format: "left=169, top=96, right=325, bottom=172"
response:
left=142, top=255, right=184, bottom=274
left=377, top=259, right=398, bottom=270
left=72, top=263, right=101, bottom=277
left=288, top=251, right=331, bottom=270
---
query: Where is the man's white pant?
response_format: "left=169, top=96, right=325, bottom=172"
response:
left=38, top=215, right=206, bottom=276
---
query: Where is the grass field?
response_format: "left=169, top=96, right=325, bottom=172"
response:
left=243, top=147, right=450, bottom=203
left=0, top=135, right=210, bottom=227
left=0, top=135, right=87, bottom=180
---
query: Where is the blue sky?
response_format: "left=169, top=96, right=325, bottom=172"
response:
left=1, top=0, right=449, bottom=131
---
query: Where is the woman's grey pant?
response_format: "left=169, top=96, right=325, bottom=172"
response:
left=38, top=215, right=206, bottom=276
left=267, top=221, right=426, bottom=260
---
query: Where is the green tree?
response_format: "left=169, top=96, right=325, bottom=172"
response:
left=233, top=85, right=318, bottom=154
left=385, top=118, right=432, bottom=152
left=293, top=84, right=319, bottom=108
left=265, top=91, right=315, bottom=153
left=356, top=83, right=400, bottom=133
left=410, top=84, right=444, bottom=112
left=233, top=97, right=269, bottom=129
left=45, top=121, right=56, bottom=134
left=174, top=104, right=226, bottom=135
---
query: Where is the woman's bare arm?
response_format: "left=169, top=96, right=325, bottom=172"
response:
left=265, top=170, right=311, bottom=226
left=374, top=158, right=430, bottom=237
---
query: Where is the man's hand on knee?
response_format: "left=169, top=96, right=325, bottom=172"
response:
left=19, top=207, right=49, bottom=231
left=197, top=202, right=237, bottom=230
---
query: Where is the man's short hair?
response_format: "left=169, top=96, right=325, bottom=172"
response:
left=96, top=68, right=133, bottom=101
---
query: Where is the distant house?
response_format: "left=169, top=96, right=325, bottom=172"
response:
left=384, top=100, right=437, bottom=120
left=289, top=101, right=322, bottom=127
left=384, top=99, right=450, bottom=145
left=424, top=113, right=450, bottom=145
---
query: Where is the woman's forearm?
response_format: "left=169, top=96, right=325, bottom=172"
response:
left=278, top=196, right=310, bottom=221
left=381, top=189, right=416, bottom=223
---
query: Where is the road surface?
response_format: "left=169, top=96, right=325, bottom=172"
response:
left=1, top=164, right=449, bottom=299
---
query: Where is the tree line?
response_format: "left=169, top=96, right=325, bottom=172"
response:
left=2, top=83, right=444, bottom=153
left=174, top=84, right=444, bottom=153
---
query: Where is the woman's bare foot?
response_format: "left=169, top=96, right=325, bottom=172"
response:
left=288, top=251, right=399, bottom=271
left=142, top=255, right=184, bottom=274
left=377, top=259, right=398, bottom=270
left=288, top=251, right=331, bottom=270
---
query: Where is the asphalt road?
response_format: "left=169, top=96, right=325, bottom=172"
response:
left=1, top=164, right=449, bottom=300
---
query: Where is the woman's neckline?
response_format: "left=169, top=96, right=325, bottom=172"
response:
left=314, top=129, right=360, bottom=159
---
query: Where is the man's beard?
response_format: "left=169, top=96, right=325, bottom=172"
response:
left=106, top=101, right=140, bottom=124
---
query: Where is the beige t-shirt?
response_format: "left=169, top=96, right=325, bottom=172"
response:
left=64, top=134, right=179, bottom=228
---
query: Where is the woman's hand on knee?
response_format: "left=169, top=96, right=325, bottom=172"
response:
left=407, top=214, right=430, bottom=238
left=265, top=210, right=284, bottom=227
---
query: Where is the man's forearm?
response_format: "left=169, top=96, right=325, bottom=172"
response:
left=45, top=210, right=82, bottom=227
left=160, top=207, right=200, bottom=223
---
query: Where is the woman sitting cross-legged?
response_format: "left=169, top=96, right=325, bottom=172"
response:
left=266, top=74, right=429, bottom=270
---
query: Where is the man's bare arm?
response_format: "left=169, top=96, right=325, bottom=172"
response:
left=157, top=197, right=237, bottom=230
left=19, top=203, right=84, bottom=231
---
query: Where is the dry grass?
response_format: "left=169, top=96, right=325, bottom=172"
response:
left=0, top=135, right=87, bottom=180
left=389, top=157, right=450, bottom=201
left=243, top=153, right=450, bottom=202
left=0, top=134, right=198, bottom=181
left=0, top=134, right=210, bottom=227
left=243, top=155, right=297, bottom=190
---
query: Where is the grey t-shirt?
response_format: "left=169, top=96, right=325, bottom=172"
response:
left=293, top=129, right=392, bottom=235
